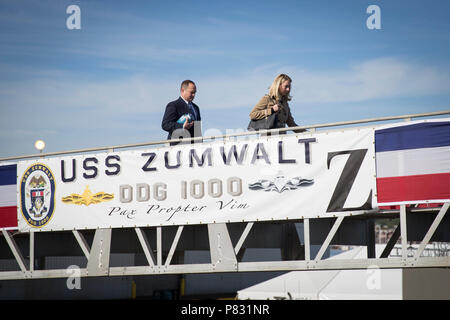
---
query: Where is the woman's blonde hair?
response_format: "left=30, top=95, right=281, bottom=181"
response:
left=268, top=74, right=292, bottom=101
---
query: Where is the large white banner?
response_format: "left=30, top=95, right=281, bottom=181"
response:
left=17, top=128, right=376, bottom=232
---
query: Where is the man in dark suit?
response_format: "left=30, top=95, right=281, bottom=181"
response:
left=161, top=80, right=202, bottom=145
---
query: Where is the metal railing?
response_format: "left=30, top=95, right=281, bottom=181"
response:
left=1, top=110, right=448, bottom=162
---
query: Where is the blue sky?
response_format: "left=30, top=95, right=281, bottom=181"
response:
left=1, top=0, right=450, bottom=157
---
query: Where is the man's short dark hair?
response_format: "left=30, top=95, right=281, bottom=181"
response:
left=181, top=80, right=195, bottom=90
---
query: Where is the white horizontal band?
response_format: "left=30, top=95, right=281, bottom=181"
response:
left=376, top=146, right=450, bottom=178
left=0, top=184, right=16, bottom=207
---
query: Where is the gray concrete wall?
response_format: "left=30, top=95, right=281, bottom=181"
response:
left=403, top=268, right=450, bottom=300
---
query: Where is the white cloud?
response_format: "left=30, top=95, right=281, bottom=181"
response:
left=290, top=57, right=450, bottom=104
left=197, top=57, right=450, bottom=110
left=2, top=57, right=449, bottom=118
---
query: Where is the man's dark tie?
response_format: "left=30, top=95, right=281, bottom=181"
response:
left=188, top=102, right=197, bottom=121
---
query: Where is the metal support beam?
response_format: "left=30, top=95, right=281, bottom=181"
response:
left=2, top=255, right=450, bottom=280
left=234, top=222, right=253, bottom=255
left=29, top=231, right=34, bottom=272
left=87, top=228, right=111, bottom=277
left=238, top=256, right=450, bottom=272
left=380, top=224, right=401, bottom=258
left=366, top=219, right=376, bottom=258
left=72, top=230, right=90, bottom=260
left=2, top=230, right=27, bottom=272
left=314, top=216, right=344, bottom=261
left=135, top=227, right=155, bottom=267
left=157, top=227, right=162, bottom=267
left=414, top=203, right=449, bottom=259
left=207, top=223, right=237, bottom=271
left=164, top=226, right=184, bottom=267
left=304, top=219, right=311, bottom=261
left=400, top=205, right=408, bottom=260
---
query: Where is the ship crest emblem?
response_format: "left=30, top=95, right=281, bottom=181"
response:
left=20, top=164, right=56, bottom=228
